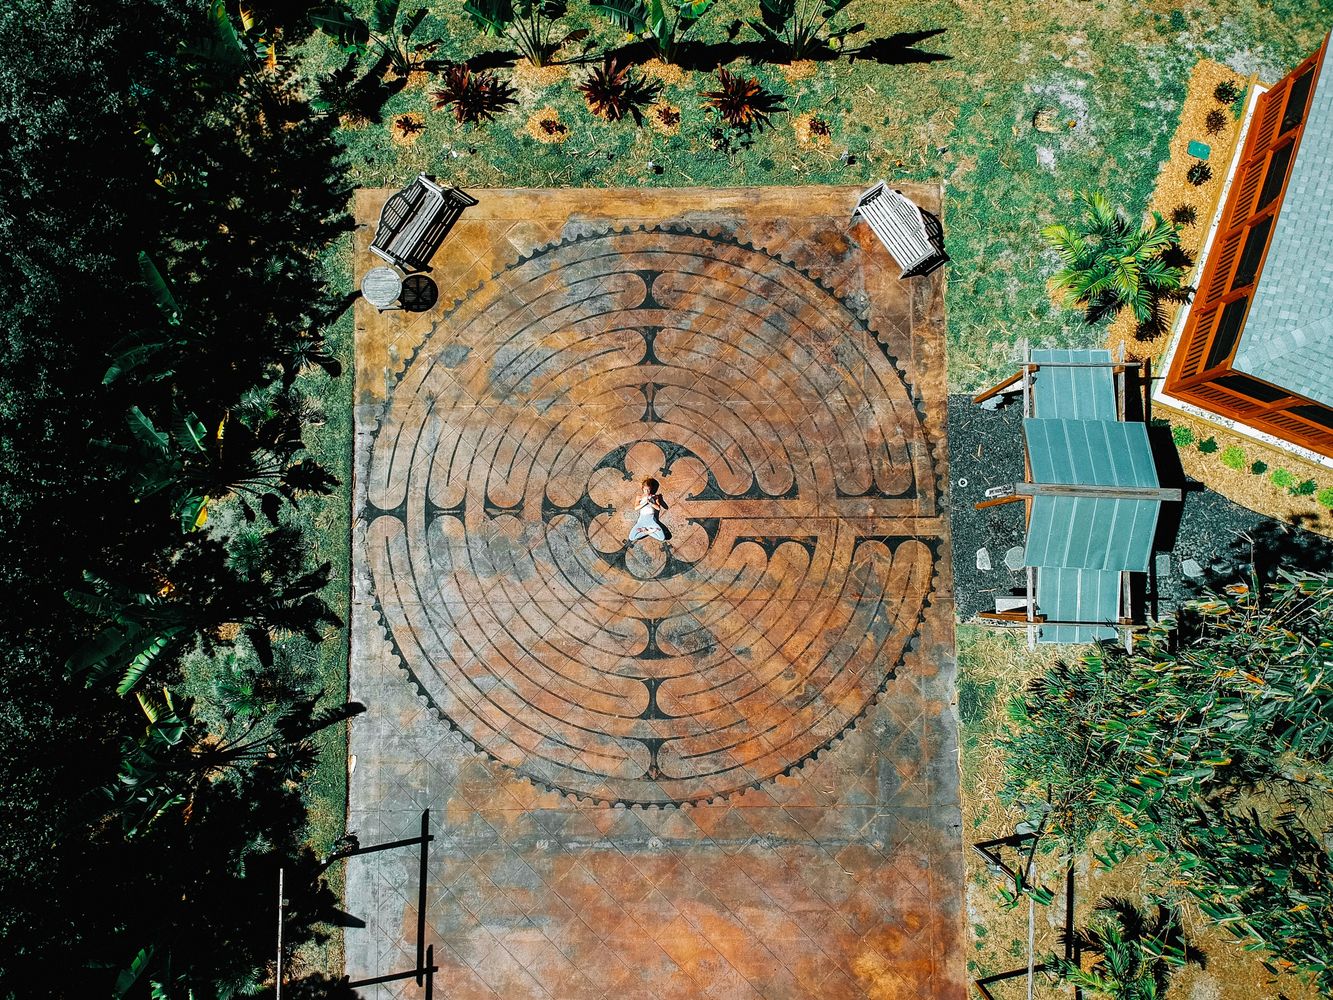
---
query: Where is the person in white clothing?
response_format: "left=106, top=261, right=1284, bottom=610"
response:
left=627, top=477, right=668, bottom=544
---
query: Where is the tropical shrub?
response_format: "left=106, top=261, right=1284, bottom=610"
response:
left=1187, top=160, right=1212, bottom=186
left=702, top=68, right=785, bottom=130
left=1055, top=900, right=1190, bottom=1000
left=1041, top=191, right=1189, bottom=325
left=463, top=0, right=588, bottom=66
left=1204, top=108, right=1228, bottom=135
left=431, top=64, right=517, bottom=123
left=1251, top=459, right=1268, bottom=475
left=1317, top=487, right=1333, bottom=508
left=311, top=0, right=447, bottom=77
left=1197, top=435, right=1218, bottom=453
left=748, top=0, right=859, bottom=61
left=1220, top=445, right=1246, bottom=470
left=589, top=0, right=715, bottom=63
left=1000, top=574, right=1333, bottom=994
left=1294, top=477, right=1318, bottom=497
left=1214, top=79, right=1242, bottom=104
left=1171, top=423, right=1195, bottom=447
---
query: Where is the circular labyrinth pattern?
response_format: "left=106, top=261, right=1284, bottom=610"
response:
left=364, top=226, right=944, bottom=806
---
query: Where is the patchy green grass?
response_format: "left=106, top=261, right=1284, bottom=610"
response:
left=299, top=0, right=1326, bottom=390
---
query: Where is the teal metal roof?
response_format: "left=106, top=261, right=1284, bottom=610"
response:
left=1025, top=419, right=1159, bottom=487
left=1022, top=418, right=1162, bottom=574
left=1036, top=568, right=1120, bottom=644
left=1025, top=495, right=1159, bottom=573
left=1233, top=41, right=1333, bottom=406
left=1030, top=349, right=1118, bottom=420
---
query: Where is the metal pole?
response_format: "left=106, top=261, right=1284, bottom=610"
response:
left=276, top=867, right=285, bottom=1000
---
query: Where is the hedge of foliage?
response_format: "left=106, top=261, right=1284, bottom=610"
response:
left=1000, top=573, right=1333, bottom=995
left=0, top=2, right=357, bottom=996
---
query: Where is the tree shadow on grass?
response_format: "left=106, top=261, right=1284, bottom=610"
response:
left=578, top=27, right=950, bottom=72
left=1197, top=514, right=1333, bottom=592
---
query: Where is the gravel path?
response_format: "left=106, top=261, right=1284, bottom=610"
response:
left=946, top=394, right=1333, bottom=622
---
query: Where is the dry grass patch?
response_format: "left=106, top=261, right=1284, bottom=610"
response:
left=1108, top=59, right=1252, bottom=361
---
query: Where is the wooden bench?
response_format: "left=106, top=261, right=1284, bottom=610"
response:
left=370, top=174, right=478, bottom=273
left=851, top=182, right=947, bottom=278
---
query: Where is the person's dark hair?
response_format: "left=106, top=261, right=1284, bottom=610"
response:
left=642, top=477, right=659, bottom=493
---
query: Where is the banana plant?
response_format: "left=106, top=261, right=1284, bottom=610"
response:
left=748, top=0, right=860, bottom=60
left=463, top=0, right=589, bottom=66
left=113, top=683, right=365, bottom=837
left=589, top=0, right=715, bottom=63
left=65, top=533, right=340, bottom=696
left=311, top=0, right=447, bottom=77
left=99, top=391, right=337, bottom=533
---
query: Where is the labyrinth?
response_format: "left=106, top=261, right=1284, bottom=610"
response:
left=364, top=221, right=944, bottom=807
left=349, top=187, right=963, bottom=999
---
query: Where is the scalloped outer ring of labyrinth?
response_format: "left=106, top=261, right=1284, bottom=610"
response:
left=363, top=224, right=945, bottom=807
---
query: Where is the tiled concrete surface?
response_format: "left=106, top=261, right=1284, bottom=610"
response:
left=346, top=187, right=964, bottom=999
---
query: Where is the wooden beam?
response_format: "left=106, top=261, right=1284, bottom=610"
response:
left=1012, top=481, right=1182, bottom=502
left=972, top=368, right=1025, bottom=405
left=976, top=613, right=1146, bottom=630
left=1027, top=361, right=1143, bottom=369
left=974, top=493, right=1027, bottom=511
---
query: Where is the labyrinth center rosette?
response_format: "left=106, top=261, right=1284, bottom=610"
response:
left=364, top=227, right=943, bottom=805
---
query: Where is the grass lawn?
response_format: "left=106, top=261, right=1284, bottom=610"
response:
left=301, top=0, right=1326, bottom=391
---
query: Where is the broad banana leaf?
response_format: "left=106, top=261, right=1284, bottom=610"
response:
left=170, top=411, right=208, bottom=454
left=66, top=621, right=143, bottom=676
left=104, top=340, right=171, bottom=385
left=127, top=407, right=170, bottom=455
left=370, top=0, right=401, bottom=34
left=590, top=0, right=648, bottom=33
left=117, top=629, right=185, bottom=696
left=183, top=0, right=248, bottom=66
left=463, top=0, right=515, bottom=34
left=112, top=946, right=155, bottom=1000
left=310, top=5, right=370, bottom=50
left=177, top=494, right=209, bottom=533
left=137, top=252, right=180, bottom=326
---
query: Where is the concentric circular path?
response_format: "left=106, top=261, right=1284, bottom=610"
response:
left=364, top=226, right=943, bottom=805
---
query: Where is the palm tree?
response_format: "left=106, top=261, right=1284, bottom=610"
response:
left=1054, top=899, right=1194, bottom=1000
left=1042, top=191, right=1190, bottom=326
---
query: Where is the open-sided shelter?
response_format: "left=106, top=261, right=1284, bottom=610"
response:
left=973, top=349, right=1181, bottom=646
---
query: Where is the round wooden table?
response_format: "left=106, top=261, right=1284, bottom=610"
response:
left=361, top=267, right=403, bottom=310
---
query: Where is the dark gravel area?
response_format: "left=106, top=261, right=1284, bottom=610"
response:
left=946, top=394, right=1333, bottom=623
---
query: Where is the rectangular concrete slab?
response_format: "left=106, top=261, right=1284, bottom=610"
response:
left=346, top=186, right=965, bottom=1000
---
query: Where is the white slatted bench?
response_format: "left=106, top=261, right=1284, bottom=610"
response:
left=370, top=174, right=478, bottom=273
left=851, top=182, right=947, bottom=277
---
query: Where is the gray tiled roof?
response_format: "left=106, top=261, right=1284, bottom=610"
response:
left=1233, top=48, right=1333, bottom=406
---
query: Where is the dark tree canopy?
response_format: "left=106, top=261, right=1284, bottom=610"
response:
left=0, top=1, right=352, bottom=996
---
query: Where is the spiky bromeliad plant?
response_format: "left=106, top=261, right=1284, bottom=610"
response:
left=431, top=64, right=517, bottom=123
left=577, top=58, right=659, bottom=122
left=702, top=67, right=785, bottom=130
left=1041, top=190, right=1189, bottom=325
left=463, top=0, right=588, bottom=66
left=749, top=0, right=858, bottom=60
left=589, top=0, right=715, bottom=63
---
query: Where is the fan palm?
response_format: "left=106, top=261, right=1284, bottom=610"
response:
left=1054, top=899, right=1189, bottom=1000
left=1042, top=191, right=1189, bottom=325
